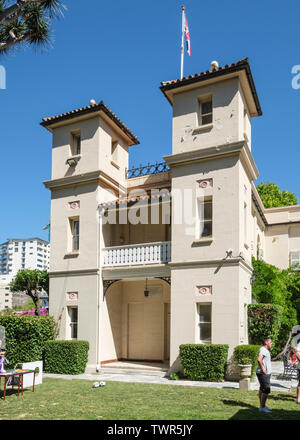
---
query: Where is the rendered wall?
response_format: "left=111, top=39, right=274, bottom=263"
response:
left=49, top=272, right=99, bottom=368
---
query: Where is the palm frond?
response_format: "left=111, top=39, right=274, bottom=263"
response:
left=0, top=0, right=65, bottom=55
left=41, top=0, right=66, bottom=18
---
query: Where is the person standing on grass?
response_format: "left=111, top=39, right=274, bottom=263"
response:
left=296, top=343, right=300, bottom=404
left=256, top=337, right=273, bottom=413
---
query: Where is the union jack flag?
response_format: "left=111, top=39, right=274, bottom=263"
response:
left=184, top=12, right=191, bottom=56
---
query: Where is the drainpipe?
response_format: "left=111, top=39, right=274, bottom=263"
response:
left=96, top=206, right=104, bottom=372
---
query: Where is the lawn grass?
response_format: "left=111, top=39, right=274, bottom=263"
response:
left=0, top=378, right=299, bottom=420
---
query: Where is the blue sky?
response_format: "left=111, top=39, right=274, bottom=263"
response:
left=0, top=0, right=299, bottom=243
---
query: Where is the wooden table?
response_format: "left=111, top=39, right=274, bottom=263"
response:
left=0, top=370, right=36, bottom=400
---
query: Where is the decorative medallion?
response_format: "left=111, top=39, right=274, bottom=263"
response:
left=69, top=201, right=80, bottom=210
left=196, top=286, right=212, bottom=295
left=67, top=292, right=78, bottom=301
left=197, top=179, right=213, bottom=189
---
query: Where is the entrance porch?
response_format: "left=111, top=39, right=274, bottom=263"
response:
left=100, top=278, right=171, bottom=366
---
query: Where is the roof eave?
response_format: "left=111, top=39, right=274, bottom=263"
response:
left=40, top=102, right=140, bottom=146
left=160, top=61, right=262, bottom=117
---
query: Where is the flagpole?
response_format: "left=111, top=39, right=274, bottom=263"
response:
left=180, top=5, right=185, bottom=80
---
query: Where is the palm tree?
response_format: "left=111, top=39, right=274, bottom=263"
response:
left=0, top=0, right=65, bottom=54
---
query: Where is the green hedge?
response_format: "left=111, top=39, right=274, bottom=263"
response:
left=233, top=345, right=261, bottom=378
left=0, top=315, right=56, bottom=368
left=248, top=303, right=282, bottom=354
left=179, top=344, right=229, bottom=382
left=44, top=340, right=89, bottom=375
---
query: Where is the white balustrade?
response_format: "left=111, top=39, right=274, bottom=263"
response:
left=102, top=241, right=171, bottom=267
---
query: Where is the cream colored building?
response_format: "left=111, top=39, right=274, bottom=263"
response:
left=42, top=59, right=300, bottom=372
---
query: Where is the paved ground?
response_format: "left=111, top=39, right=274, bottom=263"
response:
left=43, top=361, right=299, bottom=392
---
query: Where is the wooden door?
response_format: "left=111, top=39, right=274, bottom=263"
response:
left=128, top=303, right=144, bottom=359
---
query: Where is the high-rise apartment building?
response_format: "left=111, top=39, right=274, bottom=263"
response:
left=0, top=238, right=50, bottom=311
left=0, top=238, right=50, bottom=276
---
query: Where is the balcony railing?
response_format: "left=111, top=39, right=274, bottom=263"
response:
left=102, top=241, right=171, bottom=267
left=126, top=161, right=170, bottom=179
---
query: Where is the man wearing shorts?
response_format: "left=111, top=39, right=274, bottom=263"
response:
left=256, top=337, right=272, bottom=413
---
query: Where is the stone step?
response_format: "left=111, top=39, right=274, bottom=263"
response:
left=99, top=367, right=168, bottom=377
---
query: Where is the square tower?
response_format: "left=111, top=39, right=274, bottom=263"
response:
left=161, top=59, right=262, bottom=370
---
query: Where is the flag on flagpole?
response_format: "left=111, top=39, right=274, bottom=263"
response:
left=184, top=11, right=191, bottom=56
left=180, top=5, right=191, bottom=79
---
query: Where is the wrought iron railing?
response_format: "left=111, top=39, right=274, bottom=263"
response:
left=126, top=161, right=170, bottom=179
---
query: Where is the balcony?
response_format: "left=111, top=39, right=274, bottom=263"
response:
left=102, top=241, right=171, bottom=267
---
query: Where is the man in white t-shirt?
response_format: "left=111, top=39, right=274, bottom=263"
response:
left=256, top=337, right=273, bottom=413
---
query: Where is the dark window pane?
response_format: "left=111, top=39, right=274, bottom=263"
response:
left=73, top=235, right=79, bottom=251
left=202, top=114, right=212, bottom=125
left=202, top=101, right=212, bottom=114
left=200, top=221, right=212, bottom=237
left=199, top=305, right=211, bottom=323
left=71, top=323, right=77, bottom=339
left=200, top=323, right=211, bottom=343
left=74, top=221, right=80, bottom=236
left=71, top=308, right=78, bottom=321
left=204, top=201, right=212, bottom=219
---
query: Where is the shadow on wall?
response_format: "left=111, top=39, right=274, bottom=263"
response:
left=168, top=355, right=182, bottom=374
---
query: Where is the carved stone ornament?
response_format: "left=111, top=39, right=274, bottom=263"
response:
left=197, top=179, right=213, bottom=189
left=69, top=201, right=80, bottom=210
left=196, top=286, right=212, bottom=295
left=67, top=292, right=78, bottom=301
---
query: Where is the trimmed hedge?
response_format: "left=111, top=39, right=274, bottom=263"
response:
left=248, top=303, right=282, bottom=354
left=233, top=345, right=261, bottom=378
left=44, top=340, right=89, bottom=375
left=179, top=344, right=229, bottom=382
left=0, top=315, right=55, bottom=368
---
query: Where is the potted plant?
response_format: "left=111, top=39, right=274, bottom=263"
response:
left=238, top=357, right=252, bottom=379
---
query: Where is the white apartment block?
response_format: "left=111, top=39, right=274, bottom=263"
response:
left=0, top=238, right=50, bottom=311
left=0, top=238, right=50, bottom=276
left=0, top=275, right=13, bottom=310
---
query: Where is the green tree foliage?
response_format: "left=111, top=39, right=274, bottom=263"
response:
left=251, top=258, right=299, bottom=355
left=0, top=0, right=65, bottom=55
left=256, top=182, right=298, bottom=208
left=9, top=269, right=49, bottom=316
left=248, top=304, right=283, bottom=356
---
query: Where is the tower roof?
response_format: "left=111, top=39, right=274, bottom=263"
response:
left=160, top=58, right=262, bottom=117
left=41, top=100, right=139, bottom=146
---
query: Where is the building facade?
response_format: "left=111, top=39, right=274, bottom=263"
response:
left=0, top=275, right=13, bottom=310
left=42, top=59, right=300, bottom=372
left=0, top=238, right=50, bottom=311
left=0, top=238, right=50, bottom=276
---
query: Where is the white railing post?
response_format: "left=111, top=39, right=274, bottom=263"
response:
left=102, top=241, right=171, bottom=267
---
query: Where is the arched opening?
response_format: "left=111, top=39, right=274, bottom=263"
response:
left=101, top=278, right=170, bottom=364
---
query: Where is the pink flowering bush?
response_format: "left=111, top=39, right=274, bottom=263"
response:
left=18, top=308, right=48, bottom=316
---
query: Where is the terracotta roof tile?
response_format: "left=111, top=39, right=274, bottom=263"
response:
left=100, top=191, right=170, bottom=208
left=41, top=100, right=139, bottom=145
left=161, top=58, right=249, bottom=86
left=160, top=58, right=262, bottom=116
